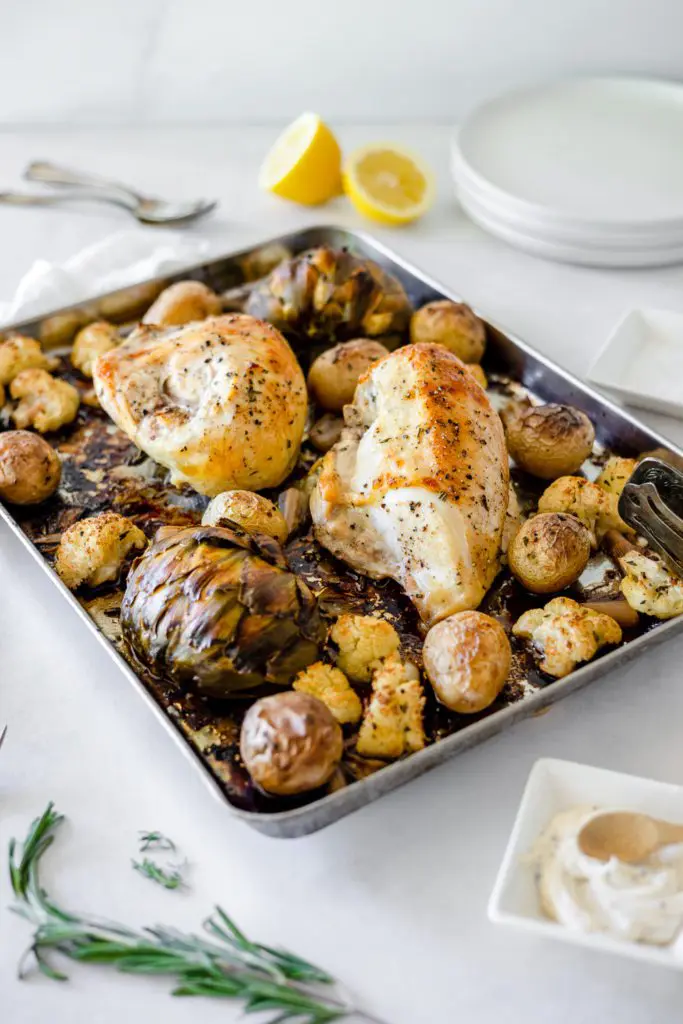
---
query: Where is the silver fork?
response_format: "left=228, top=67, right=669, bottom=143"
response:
left=0, top=160, right=217, bottom=225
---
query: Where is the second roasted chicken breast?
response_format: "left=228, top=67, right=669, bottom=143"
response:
left=93, top=314, right=307, bottom=497
left=310, top=343, right=508, bottom=625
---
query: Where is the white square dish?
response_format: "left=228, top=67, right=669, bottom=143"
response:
left=488, top=758, right=683, bottom=969
left=587, top=308, right=683, bottom=419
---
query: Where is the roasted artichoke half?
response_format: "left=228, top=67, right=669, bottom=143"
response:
left=121, top=524, right=324, bottom=697
left=245, top=245, right=412, bottom=343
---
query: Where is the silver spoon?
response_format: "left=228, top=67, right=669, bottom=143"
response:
left=0, top=160, right=217, bottom=225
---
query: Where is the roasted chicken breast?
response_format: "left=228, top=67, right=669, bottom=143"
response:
left=93, top=314, right=307, bottom=497
left=310, top=343, right=509, bottom=625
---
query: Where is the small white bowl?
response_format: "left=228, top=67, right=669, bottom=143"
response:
left=587, top=308, right=683, bottom=418
left=488, top=758, right=683, bottom=970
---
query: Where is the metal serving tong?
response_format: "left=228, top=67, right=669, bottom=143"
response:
left=0, top=160, right=217, bottom=226
left=619, top=457, right=683, bottom=576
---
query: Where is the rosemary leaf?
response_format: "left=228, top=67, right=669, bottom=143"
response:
left=138, top=831, right=176, bottom=853
left=8, top=805, right=389, bottom=1024
left=132, top=858, right=184, bottom=890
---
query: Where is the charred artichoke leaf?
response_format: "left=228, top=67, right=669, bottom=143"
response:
left=245, top=245, right=412, bottom=342
left=121, top=524, right=324, bottom=697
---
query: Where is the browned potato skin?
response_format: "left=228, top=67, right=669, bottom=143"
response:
left=0, top=430, right=61, bottom=504
left=504, top=403, right=595, bottom=479
left=423, top=610, right=511, bottom=713
left=307, top=339, right=390, bottom=412
left=409, top=300, right=486, bottom=363
left=98, top=281, right=164, bottom=323
left=142, top=281, right=222, bottom=327
left=39, top=310, right=90, bottom=348
left=240, top=691, right=343, bottom=796
left=508, top=512, right=591, bottom=594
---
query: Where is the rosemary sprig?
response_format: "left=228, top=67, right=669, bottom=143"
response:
left=9, top=805, right=389, bottom=1024
left=132, top=858, right=184, bottom=890
left=138, top=831, right=176, bottom=853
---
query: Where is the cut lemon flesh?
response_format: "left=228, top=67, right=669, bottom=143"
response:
left=343, top=145, right=435, bottom=225
left=259, top=112, right=341, bottom=206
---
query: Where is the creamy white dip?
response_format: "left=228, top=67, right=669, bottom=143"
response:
left=530, top=806, right=683, bottom=945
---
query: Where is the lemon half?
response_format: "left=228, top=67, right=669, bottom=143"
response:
left=343, top=144, right=435, bottom=225
left=259, top=112, right=342, bottom=206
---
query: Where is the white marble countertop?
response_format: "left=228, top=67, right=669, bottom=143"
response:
left=3, top=125, right=683, bottom=1024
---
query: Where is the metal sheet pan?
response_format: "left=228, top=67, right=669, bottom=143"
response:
left=3, top=224, right=683, bottom=838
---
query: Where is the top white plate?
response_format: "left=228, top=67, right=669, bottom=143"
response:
left=456, top=78, right=683, bottom=231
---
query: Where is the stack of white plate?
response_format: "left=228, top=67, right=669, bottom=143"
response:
left=451, top=78, right=683, bottom=268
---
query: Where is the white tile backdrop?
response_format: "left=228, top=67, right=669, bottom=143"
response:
left=4, top=0, right=683, bottom=124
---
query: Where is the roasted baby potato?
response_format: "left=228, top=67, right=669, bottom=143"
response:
left=507, top=513, right=591, bottom=593
left=10, top=369, right=80, bottom=433
left=142, top=280, right=222, bottom=327
left=422, top=610, right=511, bottom=713
left=240, top=691, right=343, bottom=795
left=97, top=281, right=164, bottom=323
left=409, top=300, right=486, bottom=363
left=201, top=490, right=288, bottom=544
left=307, top=339, right=389, bottom=412
left=71, top=321, right=119, bottom=377
left=55, top=510, right=147, bottom=589
left=39, top=310, right=90, bottom=348
left=0, top=430, right=61, bottom=505
left=503, top=403, right=595, bottom=479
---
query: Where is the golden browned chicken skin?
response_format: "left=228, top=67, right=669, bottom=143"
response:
left=311, top=343, right=509, bottom=625
left=93, top=314, right=307, bottom=497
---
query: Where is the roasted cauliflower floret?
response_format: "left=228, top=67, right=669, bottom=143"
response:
left=330, top=613, right=400, bottom=682
left=293, top=661, right=362, bottom=725
left=0, top=334, right=54, bottom=386
left=356, top=654, right=426, bottom=759
left=596, top=456, right=637, bottom=498
left=620, top=551, right=683, bottom=619
left=512, top=596, right=622, bottom=678
left=71, top=321, right=119, bottom=378
left=55, top=511, right=147, bottom=589
left=537, top=476, right=628, bottom=547
left=10, top=369, right=80, bottom=433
